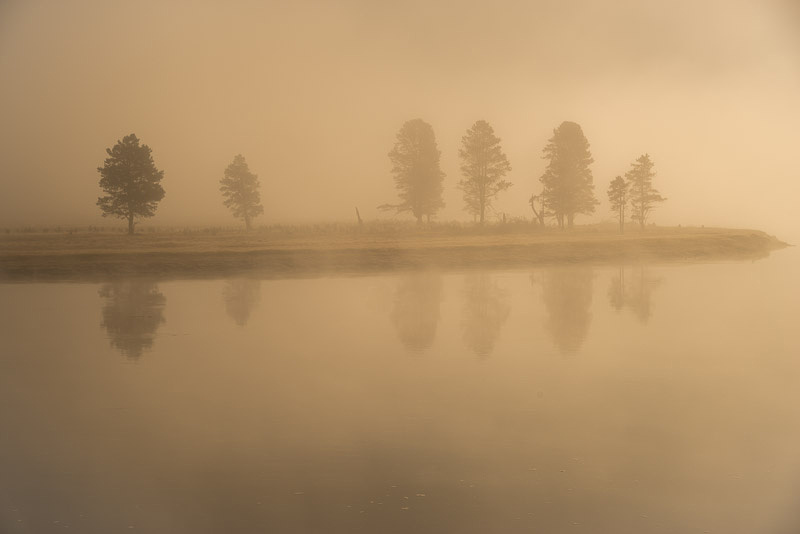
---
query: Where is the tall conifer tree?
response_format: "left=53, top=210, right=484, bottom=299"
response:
left=220, top=154, right=264, bottom=230
left=380, top=119, right=445, bottom=223
left=625, top=154, right=665, bottom=229
left=607, top=175, right=628, bottom=233
left=539, top=121, right=597, bottom=229
left=97, top=134, right=165, bottom=234
left=458, top=120, right=512, bottom=224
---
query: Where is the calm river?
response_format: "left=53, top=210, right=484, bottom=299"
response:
left=1, top=249, right=799, bottom=533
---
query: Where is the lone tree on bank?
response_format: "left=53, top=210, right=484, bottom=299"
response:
left=380, top=119, right=445, bottom=223
left=539, top=121, right=597, bottom=229
left=458, top=120, right=512, bottom=224
left=220, top=154, right=264, bottom=230
left=607, top=176, right=628, bottom=234
left=625, top=154, right=665, bottom=229
left=96, top=134, right=165, bottom=234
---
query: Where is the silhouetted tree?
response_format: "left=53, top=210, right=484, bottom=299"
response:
left=607, top=176, right=628, bottom=234
left=458, top=120, right=512, bottom=224
left=380, top=119, right=445, bottom=223
left=96, top=134, right=165, bottom=234
left=220, top=154, right=264, bottom=230
left=223, top=278, right=261, bottom=326
left=462, top=273, right=510, bottom=358
left=542, top=267, right=593, bottom=354
left=391, top=273, right=443, bottom=352
left=99, top=281, right=166, bottom=359
left=539, top=121, right=597, bottom=229
left=625, top=154, right=665, bottom=229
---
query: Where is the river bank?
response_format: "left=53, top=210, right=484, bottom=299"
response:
left=0, top=227, right=788, bottom=281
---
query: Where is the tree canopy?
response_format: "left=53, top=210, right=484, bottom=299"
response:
left=458, top=120, right=512, bottom=224
left=625, top=154, right=665, bottom=228
left=380, top=119, right=445, bottom=223
left=96, top=134, right=165, bottom=234
left=220, top=154, right=264, bottom=230
left=539, top=121, right=597, bottom=229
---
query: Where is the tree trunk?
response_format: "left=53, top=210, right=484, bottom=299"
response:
left=479, top=200, right=485, bottom=225
left=567, top=213, right=574, bottom=228
left=426, top=214, right=431, bottom=224
left=244, top=214, right=252, bottom=231
left=639, top=184, right=645, bottom=230
left=127, top=215, right=134, bottom=235
left=530, top=197, right=545, bottom=226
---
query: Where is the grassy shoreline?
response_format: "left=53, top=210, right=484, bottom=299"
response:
left=0, top=226, right=788, bottom=281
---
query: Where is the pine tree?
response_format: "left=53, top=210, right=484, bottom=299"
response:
left=220, top=154, right=264, bottom=230
left=96, top=134, right=165, bottom=234
left=539, top=121, right=597, bottom=229
left=458, top=120, right=512, bottom=224
left=625, top=154, right=665, bottom=229
left=607, top=175, right=628, bottom=234
left=380, top=119, right=445, bottom=223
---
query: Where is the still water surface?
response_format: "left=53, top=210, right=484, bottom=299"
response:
left=1, top=250, right=799, bottom=533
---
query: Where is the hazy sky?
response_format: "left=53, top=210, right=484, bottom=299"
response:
left=1, top=0, right=798, bottom=238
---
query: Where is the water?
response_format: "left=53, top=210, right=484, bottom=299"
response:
left=1, top=249, right=799, bottom=533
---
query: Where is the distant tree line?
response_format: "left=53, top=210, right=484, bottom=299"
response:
left=381, top=119, right=665, bottom=231
left=96, top=121, right=664, bottom=234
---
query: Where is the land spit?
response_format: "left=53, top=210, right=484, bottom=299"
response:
left=0, top=227, right=788, bottom=282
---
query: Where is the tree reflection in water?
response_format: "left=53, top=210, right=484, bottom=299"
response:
left=391, top=272, right=443, bottom=352
left=461, top=273, right=510, bottom=358
left=608, top=265, right=662, bottom=323
left=223, top=278, right=262, bottom=327
left=542, top=267, right=593, bottom=354
left=98, top=280, right=166, bottom=359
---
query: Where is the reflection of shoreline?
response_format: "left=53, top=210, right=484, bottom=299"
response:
left=462, top=273, right=510, bottom=358
left=99, top=280, right=166, bottom=359
left=542, top=267, right=593, bottom=355
left=223, top=278, right=261, bottom=326
left=391, top=273, right=443, bottom=353
left=608, top=265, right=662, bottom=323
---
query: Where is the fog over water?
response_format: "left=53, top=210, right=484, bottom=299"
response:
left=1, top=0, right=799, bottom=239
left=2, top=251, right=800, bottom=533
